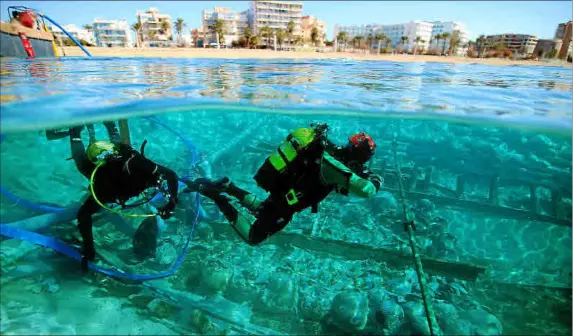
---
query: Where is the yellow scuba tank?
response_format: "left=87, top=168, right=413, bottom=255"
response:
left=254, top=124, right=329, bottom=197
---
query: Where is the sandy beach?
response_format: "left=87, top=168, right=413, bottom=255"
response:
left=60, top=46, right=572, bottom=67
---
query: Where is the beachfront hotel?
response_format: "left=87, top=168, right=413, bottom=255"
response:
left=334, top=20, right=469, bottom=55
left=202, top=7, right=248, bottom=47
left=484, top=34, right=538, bottom=57
left=429, top=21, right=469, bottom=54
left=248, top=0, right=303, bottom=44
left=92, top=18, right=133, bottom=48
left=301, top=15, right=327, bottom=46
left=136, top=8, right=173, bottom=47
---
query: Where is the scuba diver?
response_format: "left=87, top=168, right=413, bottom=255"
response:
left=184, top=123, right=383, bottom=245
left=68, top=125, right=179, bottom=268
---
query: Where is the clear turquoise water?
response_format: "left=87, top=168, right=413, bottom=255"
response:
left=0, top=58, right=571, bottom=335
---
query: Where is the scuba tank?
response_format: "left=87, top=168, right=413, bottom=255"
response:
left=254, top=123, right=329, bottom=198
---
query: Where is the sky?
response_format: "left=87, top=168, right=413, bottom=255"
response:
left=1, top=1, right=571, bottom=40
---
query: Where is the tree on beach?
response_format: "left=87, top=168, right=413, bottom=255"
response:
left=448, top=30, right=461, bottom=55
left=161, top=20, right=171, bottom=40
left=440, top=32, right=451, bottom=55
left=375, top=33, right=385, bottom=54
left=476, top=35, right=486, bottom=56
left=214, top=19, right=225, bottom=47
left=433, top=33, right=442, bottom=51
left=243, top=27, right=254, bottom=49
left=250, top=35, right=259, bottom=49
left=414, top=36, right=422, bottom=55
left=276, top=28, right=285, bottom=49
left=384, top=37, right=392, bottom=52
left=336, top=31, right=348, bottom=51
left=260, top=25, right=272, bottom=48
left=287, top=20, right=295, bottom=47
left=311, top=27, right=319, bottom=46
left=191, top=29, right=200, bottom=47
left=83, top=24, right=93, bottom=32
left=400, top=36, right=409, bottom=53
left=175, top=18, right=186, bottom=45
left=132, top=22, right=142, bottom=48
left=147, top=30, right=157, bottom=43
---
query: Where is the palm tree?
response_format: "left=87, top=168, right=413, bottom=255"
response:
left=384, top=37, right=392, bottom=53
left=286, top=20, right=295, bottom=47
left=375, top=33, right=385, bottom=54
left=260, top=25, right=272, bottom=48
left=250, top=35, right=259, bottom=49
left=413, top=36, right=422, bottom=55
left=148, top=30, right=157, bottom=43
left=161, top=20, right=171, bottom=41
left=337, top=31, right=348, bottom=51
left=83, top=24, right=93, bottom=33
left=244, top=27, right=254, bottom=49
left=191, top=28, right=200, bottom=47
left=448, top=30, right=461, bottom=55
left=476, top=35, right=486, bottom=57
left=214, top=19, right=225, bottom=48
left=400, top=36, right=409, bottom=53
left=441, top=32, right=451, bottom=55
left=310, top=27, right=319, bottom=46
left=275, top=28, right=286, bottom=49
left=175, top=18, right=186, bottom=44
left=433, top=34, right=442, bottom=53
left=131, top=22, right=142, bottom=48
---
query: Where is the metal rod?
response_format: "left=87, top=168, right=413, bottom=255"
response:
left=392, top=139, right=439, bottom=336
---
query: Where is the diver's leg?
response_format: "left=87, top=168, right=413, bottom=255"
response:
left=103, top=121, right=121, bottom=144
left=86, top=124, right=96, bottom=144
left=211, top=192, right=291, bottom=245
left=46, top=128, right=70, bottom=140
left=184, top=177, right=261, bottom=214
left=77, top=196, right=101, bottom=266
left=69, top=126, right=96, bottom=179
left=224, top=181, right=262, bottom=213
left=246, top=201, right=292, bottom=245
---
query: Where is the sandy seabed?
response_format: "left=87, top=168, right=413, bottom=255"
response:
left=60, top=46, right=572, bottom=68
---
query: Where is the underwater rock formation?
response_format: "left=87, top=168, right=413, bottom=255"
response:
left=322, top=291, right=370, bottom=333
left=461, top=309, right=503, bottom=335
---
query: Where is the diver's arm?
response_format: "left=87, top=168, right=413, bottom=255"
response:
left=320, top=152, right=381, bottom=197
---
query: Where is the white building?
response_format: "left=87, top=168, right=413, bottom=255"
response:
left=136, top=8, right=173, bottom=47
left=379, top=21, right=433, bottom=51
left=334, top=20, right=469, bottom=54
left=202, top=7, right=246, bottom=47
left=52, top=24, right=94, bottom=44
left=429, top=21, right=469, bottom=55
left=333, top=24, right=381, bottom=40
left=249, top=0, right=303, bottom=43
left=93, top=18, right=133, bottom=48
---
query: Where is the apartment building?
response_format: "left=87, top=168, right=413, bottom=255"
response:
left=137, top=8, right=173, bottom=47
left=52, top=24, right=94, bottom=44
left=380, top=21, right=433, bottom=50
left=333, top=24, right=380, bottom=40
left=301, top=15, right=326, bottom=46
left=202, top=7, right=246, bottom=47
left=249, top=0, right=303, bottom=41
left=554, top=21, right=572, bottom=59
left=429, top=21, right=469, bottom=54
left=485, top=34, right=539, bottom=56
left=93, top=18, right=132, bottom=48
left=485, top=34, right=538, bottom=56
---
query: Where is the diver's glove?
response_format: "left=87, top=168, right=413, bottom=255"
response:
left=158, top=198, right=177, bottom=220
left=368, top=173, right=383, bottom=192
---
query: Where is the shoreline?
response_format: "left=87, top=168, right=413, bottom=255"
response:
left=58, top=47, right=572, bottom=68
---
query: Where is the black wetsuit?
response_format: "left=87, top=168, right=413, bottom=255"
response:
left=69, top=126, right=179, bottom=262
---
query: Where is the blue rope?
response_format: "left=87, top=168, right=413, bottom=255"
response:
left=0, top=116, right=201, bottom=281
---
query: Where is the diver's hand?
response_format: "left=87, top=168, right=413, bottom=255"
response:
left=368, top=173, right=383, bottom=192
left=158, top=199, right=177, bottom=219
